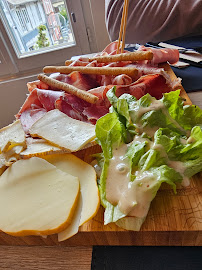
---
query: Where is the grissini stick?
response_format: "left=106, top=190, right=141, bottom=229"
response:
left=65, top=51, right=153, bottom=66
left=43, top=66, right=138, bottom=78
left=88, top=51, right=153, bottom=63
left=38, top=74, right=98, bottom=104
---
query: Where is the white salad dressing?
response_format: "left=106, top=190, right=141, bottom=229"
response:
left=106, top=137, right=157, bottom=218
left=132, top=99, right=187, bottom=137
left=119, top=171, right=156, bottom=217
left=106, top=144, right=130, bottom=205
left=136, top=99, right=165, bottom=118
left=152, top=143, right=168, bottom=158
left=180, top=138, right=187, bottom=145
left=187, top=136, right=196, bottom=144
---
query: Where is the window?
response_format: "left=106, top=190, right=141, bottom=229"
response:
left=15, top=6, right=32, bottom=33
left=34, top=2, right=42, bottom=22
left=0, top=0, right=95, bottom=77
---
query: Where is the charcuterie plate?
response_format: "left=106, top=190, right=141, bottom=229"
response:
left=0, top=63, right=201, bottom=246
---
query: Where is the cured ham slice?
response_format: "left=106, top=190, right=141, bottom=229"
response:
left=19, top=108, right=47, bottom=134
left=138, top=45, right=179, bottom=65
left=16, top=87, right=106, bottom=132
left=17, top=89, right=64, bottom=117
left=112, top=74, right=132, bottom=85
left=83, top=105, right=109, bottom=125
left=116, top=74, right=173, bottom=99
left=16, top=89, right=65, bottom=133
left=88, top=86, right=111, bottom=108
left=55, top=94, right=90, bottom=122
left=27, top=80, right=49, bottom=92
left=101, top=42, right=179, bottom=65
left=53, top=71, right=99, bottom=91
left=100, top=41, right=119, bottom=55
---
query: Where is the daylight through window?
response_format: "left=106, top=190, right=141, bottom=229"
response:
left=0, top=0, right=75, bottom=57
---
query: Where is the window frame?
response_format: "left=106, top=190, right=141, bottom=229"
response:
left=0, top=0, right=93, bottom=77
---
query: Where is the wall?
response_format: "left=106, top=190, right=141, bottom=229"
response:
left=89, top=0, right=110, bottom=52
left=0, top=74, right=37, bottom=128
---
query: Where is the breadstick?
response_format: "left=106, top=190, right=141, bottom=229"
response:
left=43, top=66, right=138, bottom=78
left=89, top=51, right=153, bottom=63
left=65, top=51, right=153, bottom=66
left=64, top=60, right=73, bottom=66
left=38, top=74, right=98, bottom=104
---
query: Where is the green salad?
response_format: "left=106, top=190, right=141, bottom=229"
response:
left=95, top=88, right=202, bottom=231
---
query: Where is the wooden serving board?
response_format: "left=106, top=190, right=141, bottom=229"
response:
left=0, top=64, right=201, bottom=246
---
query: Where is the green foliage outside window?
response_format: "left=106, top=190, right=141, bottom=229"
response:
left=60, top=8, right=68, bottom=21
left=36, top=25, right=50, bottom=48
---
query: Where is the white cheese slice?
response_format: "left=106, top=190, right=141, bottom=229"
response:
left=0, top=157, right=79, bottom=236
left=30, top=109, right=96, bottom=152
left=0, top=120, right=26, bottom=152
left=43, top=153, right=100, bottom=241
left=20, top=138, right=67, bottom=158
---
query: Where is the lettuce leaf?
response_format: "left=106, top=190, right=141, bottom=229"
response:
left=95, top=111, right=126, bottom=159
left=95, top=89, right=202, bottom=230
left=162, top=90, right=202, bottom=131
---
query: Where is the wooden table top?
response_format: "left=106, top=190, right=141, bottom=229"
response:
left=0, top=91, right=201, bottom=269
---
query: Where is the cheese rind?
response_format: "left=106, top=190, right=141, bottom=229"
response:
left=29, top=109, right=96, bottom=152
left=0, top=157, right=79, bottom=236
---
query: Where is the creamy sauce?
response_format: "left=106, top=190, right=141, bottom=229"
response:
left=106, top=139, right=156, bottom=217
left=181, top=176, right=190, bottom=187
left=152, top=143, right=169, bottom=162
left=119, top=171, right=156, bottom=217
left=136, top=100, right=165, bottom=118
left=180, top=138, right=187, bottom=145
left=187, top=136, right=196, bottom=144
left=133, top=135, right=151, bottom=145
left=132, top=99, right=186, bottom=137
left=106, top=144, right=130, bottom=205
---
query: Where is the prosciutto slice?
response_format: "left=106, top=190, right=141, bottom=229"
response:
left=16, top=89, right=64, bottom=133
left=27, top=80, right=49, bottom=92
left=55, top=94, right=90, bottom=122
left=16, top=87, right=108, bottom=132
left=83, top=105, right=109, bottom=125
left=19, top=108, right=47, bottom=134
left=138, top=45, right=179, bottom=65
left=127, top=74, right=173, bottom=99
left=115, top=74, right=173, bottom=99
left=52, top=71, right=99, bottom=91
left=89, top=74, right=175, bottom=101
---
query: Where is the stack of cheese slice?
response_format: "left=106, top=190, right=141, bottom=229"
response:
left=0, top=108, right=99, bottom=241
left=0, top=154, right=100, bottom=241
